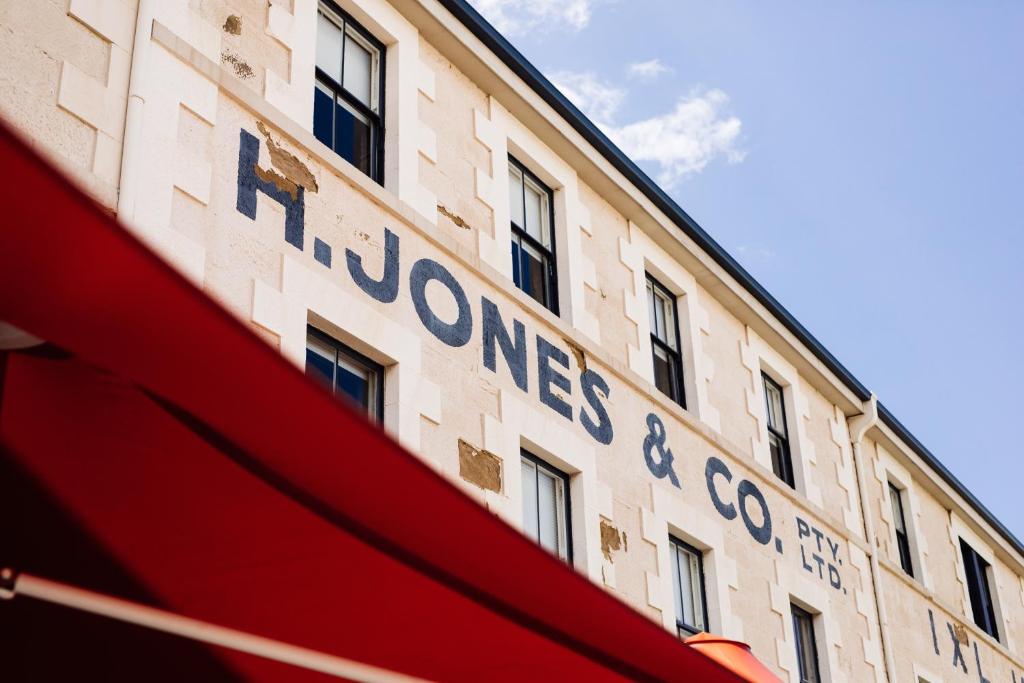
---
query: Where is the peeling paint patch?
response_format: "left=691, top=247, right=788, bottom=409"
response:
left=254, top=163, right=299, bottom=202
left=256, top=121, right=319, bottom=194
left=565, top=338, right=587, bottom=372
left=221, top=50, right=254, bottom=80
left=437, top=204, right=471, bottom=230
left=458, top=439, right=502, bottom=493
left=600, top=518, right=623, bottom=562
left=223, top=15, right=242, bottom=35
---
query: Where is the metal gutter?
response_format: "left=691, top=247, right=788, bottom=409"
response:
left=436, top=0, right=871, bottom=401
left=436, top=0, right=1024, bottom=559
left=878, top=404, right=1024, bottom=557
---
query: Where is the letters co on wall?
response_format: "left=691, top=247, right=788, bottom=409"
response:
left=236, top=127, right=849, bottom=592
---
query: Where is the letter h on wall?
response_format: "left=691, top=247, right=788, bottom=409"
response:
left=236, top=129, right=305, bottom=251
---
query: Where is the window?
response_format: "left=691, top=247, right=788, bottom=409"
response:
left=520, top=449, right=571, bottom=563
left=791, top=604, right=821, bottom=683
left=959, top=538, right=1000, bottom=640
left=314, top=1, right=384, bottom=182
left=669, top=536, right=707, bottom=637
left=888, top=482, right=914, bottom=577
left=763, top=374, right=795, bottom=488
left=646, top=273, right=685, bottom=407
left=305, top=326, right=384, bottom=420
left=508, top=157, right=558, bottom=314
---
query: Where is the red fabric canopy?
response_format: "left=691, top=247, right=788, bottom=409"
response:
left=685, top=634, right=780, bottom=682
left=0, top=119, right=759, bottom=681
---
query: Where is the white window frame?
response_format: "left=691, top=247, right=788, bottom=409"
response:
left=251, top=254, right=441, bottom=452
left=912, top=663, right=943, bottom=683
left=886, top=480, right=914, bottom=577
left=520, top=448, right=572, bottom=563
left=949, top=514, right=1007, bottom=647
left=473, top=99, right=599, bottom=341
left=748, top=348, right=820, bottom=506
left=620, top=222, right=716, bottom=428
left=313, top=1, right=385, bottom=182
left=507, top=156, right=558, bottom=315
left=791, top=601, right=823, bottom=683
left=762, top=371, right=795, bottom=488
left=875, top=445, right=931, bottom=590
left=780, top=581, right=836, bottom=683
left=281, top=0, right=437, bottom=221
left=646, top=271, right=686, bottom=408
left=305, top=324, right=385, bottom=420
left=643, top=484, right=738, bottom=639
left=669, top=535, right=708, bottom=636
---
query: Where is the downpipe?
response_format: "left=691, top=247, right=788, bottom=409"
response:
left=848, top=395, right=896, bottom=682
left=116, top=0, right=158, bottom=225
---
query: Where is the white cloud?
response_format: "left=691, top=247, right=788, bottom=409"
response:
left=548, top=70, right=625, bottom=125
left=611, top=89, right=745, bottom=186
left=628, top=59, right=670, bottom=80
left=469, top=0, right=594, bottom=35
left=550, top=71, right=745, bottom=186
left=737, top=244, right=776, bottom=263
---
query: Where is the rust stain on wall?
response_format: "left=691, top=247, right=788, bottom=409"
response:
left=458, top=439, right=502, bottom=493
left=223, top=15, right=242, bottom=35
left=256, top=121, right=319, bottom=194
left=564, top=338, right=587, bottom=372
left=221, top=50, right=254, bottom=80
left=600, top=518, right=623, bottom=562
left=437, top=204, right=471, bottom=230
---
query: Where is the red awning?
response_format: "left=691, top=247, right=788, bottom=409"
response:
left=685, top=633, right=781, bottom=682
left=0, top=119, right=770, bottom=681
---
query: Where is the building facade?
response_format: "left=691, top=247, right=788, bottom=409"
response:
left=1, top=1, right=1021, bottom=680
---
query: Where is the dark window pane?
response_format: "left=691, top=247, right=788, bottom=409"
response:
left=646, top=273, right=685, bottom=408
left=653, top=345, right=674, bottom=397
left=335, top=359, right=370, bottom=410
left=511, top=239, right=523, bottom=291
left=960, top=539, right=999, bottom=640
left=520, top=241, right=548, bottom=307
left=305, top=327, right=383, bottom=421
left=889, top=484, right=914, bottom=577
left=508, top=158, right=556, bottom=315
left=769, top=433, right=793, bottom=487
left=305, top=346, right=334, bottom=389
left=670, top=537, right=706, bottom=636
left=792, top=606, right=820, bottom=683
left=896, top=533, right=913, bottom=576
left=334, top=97, right=372, bottom=175
left=888, top=484, right=906, bottom=534
left=313, top=83, right=334, bottom=148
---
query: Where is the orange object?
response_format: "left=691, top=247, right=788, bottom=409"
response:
left=685, top=633, right=783, bottom=682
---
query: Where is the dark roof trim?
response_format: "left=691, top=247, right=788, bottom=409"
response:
left=438, top=0, right=1023, bottom=559
left=437, top=0, right=870, bottom=401
left=878, top=404, right=1024, bottom=556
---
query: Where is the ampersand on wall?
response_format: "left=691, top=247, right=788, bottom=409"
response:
left=643, top=413, right=681, bottom=488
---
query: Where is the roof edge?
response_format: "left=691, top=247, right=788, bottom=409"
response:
left=878, top=404, right=1024, bottom=558
left=436, top=0, right=1023, bottom=560
left=436, top=0, right=870, bottom=400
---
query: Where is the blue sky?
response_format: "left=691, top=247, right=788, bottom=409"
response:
left=469, top=0, right=1024, bottom=538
